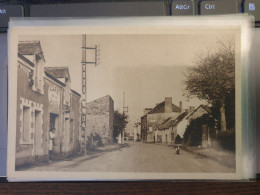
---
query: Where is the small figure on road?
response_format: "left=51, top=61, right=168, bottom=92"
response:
left=175, top=135, right=182, bottom=154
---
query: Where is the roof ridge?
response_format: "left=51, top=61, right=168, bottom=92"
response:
left=87, top=95, right=113, bottom=104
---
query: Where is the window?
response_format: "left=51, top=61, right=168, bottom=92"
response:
left=22, top=106, right=30, bottom=143
left=50, top=113, right=58, bottom=130
left=29, top=53, right=44, bottom=94
left=19, top=98, right=43, bottom=145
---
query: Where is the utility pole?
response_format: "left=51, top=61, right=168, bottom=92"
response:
left=80, top=34, right=100, bottom=154
left=122, top=91, right=128, bottom=144
left=123, top=91, right=128, bottom=115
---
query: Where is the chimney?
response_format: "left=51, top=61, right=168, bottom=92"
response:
left=179, top=101, right=182, bottom=113
left=143, top=108, right=152, bottom=115
left=165, top=97, right=172, bottom=113
left=190, top=106, right=195, bottom=112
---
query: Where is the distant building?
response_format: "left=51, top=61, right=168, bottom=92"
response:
left=157, top=111, right=189, bottom=143
left=134, top=122, right=141, bottom=141
left=141, top=97, right=182, bottom=143
left=86, top=95, right=114, bottom=144
left=16, top=41, right=81, bottom=168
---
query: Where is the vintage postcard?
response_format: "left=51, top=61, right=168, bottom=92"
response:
left=7, top=16, right=252, bottom=181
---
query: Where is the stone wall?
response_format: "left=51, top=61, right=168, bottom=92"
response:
left=86, top=95, right=114, bottom=144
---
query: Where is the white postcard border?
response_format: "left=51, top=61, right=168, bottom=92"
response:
left=7, top=16, right=252, bottom=181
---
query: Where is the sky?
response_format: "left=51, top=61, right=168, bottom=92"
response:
left=20, top=32, right=235, bottom=133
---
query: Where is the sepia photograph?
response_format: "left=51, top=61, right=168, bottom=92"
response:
left=7, top=17, right=248, bottom=180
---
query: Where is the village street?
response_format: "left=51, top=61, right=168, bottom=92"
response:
left=23, top=142, right=235, bottom=173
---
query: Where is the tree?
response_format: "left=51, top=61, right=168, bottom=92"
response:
left=210, top=89, right=235, bottom=130
left=113, top=110, right=129, bottom=142
left=185, top=40, right=235, bottom=131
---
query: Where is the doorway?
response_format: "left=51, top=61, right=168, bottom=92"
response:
left=49, top=113, right=59, bottom=159
left=50, top=113, right=58, bottom=131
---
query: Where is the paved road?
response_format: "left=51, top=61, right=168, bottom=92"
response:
left=25, top=141, right=235, bottom=173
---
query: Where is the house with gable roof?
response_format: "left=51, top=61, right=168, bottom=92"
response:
left=45, top=66, right=72, bottom=107
left=44, top=66, right=81, bottom=157
left=186, top=104, right=211, bottom=122
left=141, top=97, right=182, bottom=143
left=16, top=40, right=81, bottom=168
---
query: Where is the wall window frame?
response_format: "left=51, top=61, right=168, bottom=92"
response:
left=19, top=97, right=43, bottom=145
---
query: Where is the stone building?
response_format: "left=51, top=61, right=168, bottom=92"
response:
left=86, top=95, right=114, bottom=145
left=141, top=97, right=182, bottom=143
left=16, top=41, right=81, bottom=168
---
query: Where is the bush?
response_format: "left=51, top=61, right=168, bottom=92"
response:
left=93, top=134, right=104, bottom=147
left=217, top=130, right=235, bottom=151
left=86, top=133, right=104, bottom=150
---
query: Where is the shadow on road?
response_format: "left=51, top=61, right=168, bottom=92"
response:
left=182, top=146, right=235, bottom=169
left=17, top=143, right=129, bottom=171
left=62, top=143, right=128, bottom=169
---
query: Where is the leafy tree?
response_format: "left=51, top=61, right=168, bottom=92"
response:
left=185, top=40, right=235, bottom=131
left=113, top=110, right=129, bottom=142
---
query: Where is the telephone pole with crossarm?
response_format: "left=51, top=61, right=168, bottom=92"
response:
left=80, top=34, right=100, bottom=154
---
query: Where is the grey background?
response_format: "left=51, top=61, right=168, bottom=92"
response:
left=0, top=5, right=23, bottom=28
left=0, top=0, right=259, bottom=177
left=254, top=28, right=260, bottom=174
left=30, top=2, right=166, bottom=17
